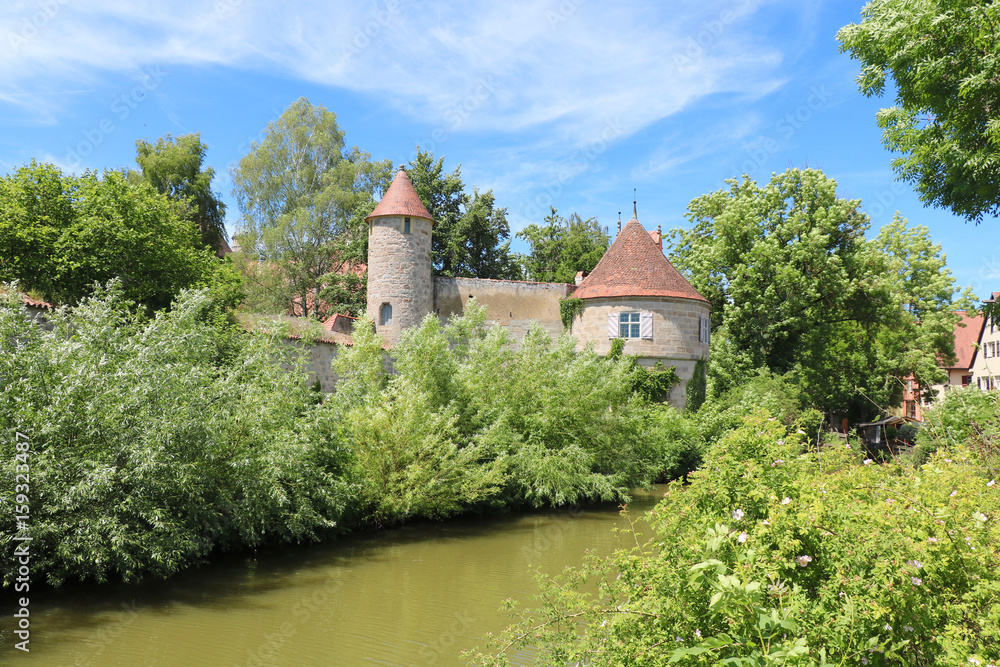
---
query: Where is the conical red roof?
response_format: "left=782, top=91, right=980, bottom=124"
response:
left=573, top=219, right=708, bottom=302
left=366, top=166, right=433, bottom=223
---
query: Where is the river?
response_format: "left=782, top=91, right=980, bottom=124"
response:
left=1, top=486, right=667, bottom=666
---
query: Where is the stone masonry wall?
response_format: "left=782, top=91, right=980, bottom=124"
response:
left=280, top=338, right=340, bottom=393
left=367, top=214, right=433, bottom=346
left=434, top=276, right=573, bottom=342
left=573, top=296, right=710, bottom=410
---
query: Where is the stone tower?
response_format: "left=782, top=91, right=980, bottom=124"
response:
left=365, top=166, right=434, bottom=345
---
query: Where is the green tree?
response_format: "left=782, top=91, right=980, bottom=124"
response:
left=837, top=1, right=1000, bottom=223
left=406, top=149, right=521, bottom=279
left=668, top=169, right=895, bottom=419
left=516, top=207, right=609, bottom=283
left=0, top=161, right=229, bottom=313
left=133, top=133, right=228, bottom=254
left=874, top=213, right=976, bottom=401
left=230, top=98, right=392, bottom=317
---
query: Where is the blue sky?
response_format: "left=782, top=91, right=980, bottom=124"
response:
left=0, top=0, right=991, bottom=298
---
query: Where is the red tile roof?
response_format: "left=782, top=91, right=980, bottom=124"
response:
left=572, top=219, right=709, bottom=303
left=366, top=166, right=433, bottom=223
left=953, top=310, right=986, bottom=370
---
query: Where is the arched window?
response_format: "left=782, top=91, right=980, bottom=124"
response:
left=380, top=303, right=393, bottom=326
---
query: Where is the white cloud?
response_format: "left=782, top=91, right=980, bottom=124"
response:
left=1, top=0, right=789, bottom=137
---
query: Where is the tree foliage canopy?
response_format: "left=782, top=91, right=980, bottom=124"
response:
left=0, top=161, right=233, bottom=313
left=838, top=1, right=1000, bottom=223
left=230, top=98, right=392, bottom=317
left=133, top=133, right=228, bottom=254
left=516, top=207, right=609, bottom=283
left=669, top=168, right=966, bottom=419
left=406, top=149, right=521, bottom=280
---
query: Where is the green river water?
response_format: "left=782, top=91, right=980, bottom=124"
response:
left=1, top=486, right=666, bottom=666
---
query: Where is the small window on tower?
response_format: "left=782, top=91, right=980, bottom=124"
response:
left=404, top=217, right=411, bottom=234
left=380, top=303, right=393, bottom=326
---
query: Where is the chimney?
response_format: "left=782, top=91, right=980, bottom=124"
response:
left=575, top=271, right=585, bottom=286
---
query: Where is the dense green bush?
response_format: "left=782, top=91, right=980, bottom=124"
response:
left=0, top=283, right=352, bottom=585
left=470, top=411, right=1000, bottom=666
left=332, top=302, right=679, bottom=526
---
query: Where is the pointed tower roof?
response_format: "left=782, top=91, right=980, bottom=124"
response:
left=573, top=219, right=708, bottom=303
left=366, top=166, right=433, bottom=223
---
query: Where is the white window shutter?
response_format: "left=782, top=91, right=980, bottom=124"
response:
left=640, top=312, right=653, bottom=339
left=608, top=313, right=619, bottom=338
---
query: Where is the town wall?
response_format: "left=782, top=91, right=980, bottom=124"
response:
left=434, top=276, right=573, bottom=342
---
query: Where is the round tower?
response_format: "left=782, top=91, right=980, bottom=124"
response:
left=366, top=166, right=434, bottom=345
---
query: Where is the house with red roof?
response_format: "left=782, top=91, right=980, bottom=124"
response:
left=365, top=166, right=711, bottom=409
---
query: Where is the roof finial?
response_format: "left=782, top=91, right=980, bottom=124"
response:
left=398, top=164, right=406, bottom=172
left=617, top=210, right=621, bottom=233
left=633, top=189, right=638, bottom=220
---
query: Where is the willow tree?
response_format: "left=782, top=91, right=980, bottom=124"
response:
left=230, top=98, right=392, bottom=317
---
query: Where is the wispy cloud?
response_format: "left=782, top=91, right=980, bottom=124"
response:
left=1, top=0, right=790, bottom=139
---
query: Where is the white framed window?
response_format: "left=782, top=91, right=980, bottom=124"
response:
left=380, top=303, right=393, bottom=326
left=620, top=312, right=640, bottom=338
left=608, top=312, right=653, bottom=340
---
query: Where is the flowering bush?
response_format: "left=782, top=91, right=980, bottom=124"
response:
left=468, top=411, right=1000, bottom=666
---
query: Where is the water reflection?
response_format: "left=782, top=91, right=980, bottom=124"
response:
left=1, top=487, right=666, bottom=666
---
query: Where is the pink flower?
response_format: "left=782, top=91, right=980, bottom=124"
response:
left=796, top=555, right=812, bottom=567
left=911, top=577, right=923, bottom=586
left=781, top=497, right=791, bottom=505
left=732, top=509, right=745, bottom=520
left=863, top=459, right=873, bottom=466
left=950, top=490, right=958, bottom=497
left=737, top=532, right=748, bottom=543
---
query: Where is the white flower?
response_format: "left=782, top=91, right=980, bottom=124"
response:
left=796, top=555, right=812, bottom=567
left=732, top=508, right=745, bottom=520
left=738, top=532, right=748, bottom=543
left=863, top=458, right=873, bottom=466
left=781, top=497, right=791, bottom=505
left=884, top=623, right=892, bottom=631
left=762, top=519, right=770, bottom=525
left=950, top=490, right=958, bottom=497
left=974, top=512, right=988, bottom=522
left=694, top=629, right=701, bottom=639
left=969, top=658, right=981, bottom=665
left=776, top=439, right=785, bottom=445
left=988, top=479, right=996, bottom=488
left=904, top=625, right=914, bottom=632
left=911, top=577, right=923, bottom=586
left=907, top=560, right=923, bottom=569
left=928, top=537, right=939, bottom=544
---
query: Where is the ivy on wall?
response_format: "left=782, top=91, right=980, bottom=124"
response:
left=559, top=297, right=585, bottom=330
